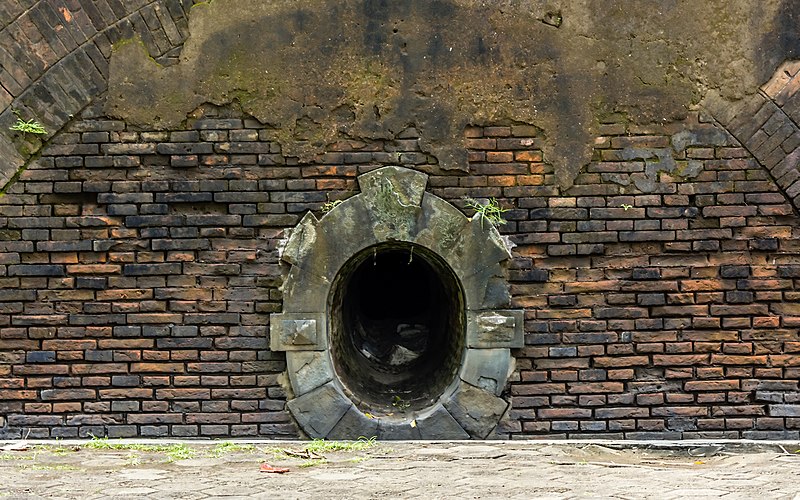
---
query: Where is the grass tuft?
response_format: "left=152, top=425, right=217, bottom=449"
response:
left=208, top=442, right=257, bottom=457
left=82, top=437, right=195, bottom=462
left=298, top=458, right=327, bottom=468
left=304, top=436, right=377, bottom=454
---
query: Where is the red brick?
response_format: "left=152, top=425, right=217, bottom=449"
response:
left=567, top=382, right=624, bottom=394
left=769, top=355, right=800, bottom=367
left=651, top=406, right=708, bottom=417
left=155, top=388, right=210, bottom=400
left=653, top=354, right=710, bottom=366
left=593, top=356, right=648, bottom=367
left=515, top=151, right=543, bottom=162
left=483, top=126, right=511, bottom=137
left=127, top=313, right=183, bottom=324
left=684, top=380, right=740, bottom=391
left=187, top=413, right=241, bottom=424
left=486, top=151, right=514, bottom=163
left=608, top=369, right=635, bottom=380
left=130, top=363, right=184, bottom=374
left=99, top=388, right=153, bottom=399
left=465, top=138, right=496, bottom=150
left=595, top=407, right=649, bottom=418
left=710, top=355, right=768, bottom=365
left=511, top=384, right=566, bottom=395
left=0, top=390, right=38, bottom=400
left=66, top=264, right=121, bottom=274
left=522, top=421, right=551, bottom=432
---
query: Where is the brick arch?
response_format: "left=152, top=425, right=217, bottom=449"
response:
left=704, top=61, right=800, bottom=215
left=0, top=0, right=194, bottom=188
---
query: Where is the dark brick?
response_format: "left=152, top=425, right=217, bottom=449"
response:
left=125, top=215, right=184, bottom=227
left=8, top=265, right=65, bottom=276
left=777, top=265, right=800, bottom=278
left=192, top=118, right=243, bottom=129
left=721, top=265, right=750, bottom=278
left=124, top=264, right=182, bottom=276
left=69, top=314, right=133, bottom=326
left=156, top=143, right=213, bottom=155
left=750, top=238, right=778, bottom=251
left=26, top=351, right=56, bottom=363
left=632, top=268, right=660, bottom=280
left=155, top=192, right=213, bottom=203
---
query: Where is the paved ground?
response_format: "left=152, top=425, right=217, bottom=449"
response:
left=0, top=439, right=799, bottom=499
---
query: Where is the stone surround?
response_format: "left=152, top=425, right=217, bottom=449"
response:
left=272, top=166, right=522, bottom=439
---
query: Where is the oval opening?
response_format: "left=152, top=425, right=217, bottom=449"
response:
left=329, top=243, right=464, bottom=413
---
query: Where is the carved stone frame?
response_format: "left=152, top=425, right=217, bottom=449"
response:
left=270, top=166, right=523, bottom=439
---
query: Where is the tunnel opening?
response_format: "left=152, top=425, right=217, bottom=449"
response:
left=329, top=242, right=465, bottom=413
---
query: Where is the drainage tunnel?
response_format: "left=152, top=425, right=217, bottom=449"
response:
left=329, top=243, right=465, bottom=412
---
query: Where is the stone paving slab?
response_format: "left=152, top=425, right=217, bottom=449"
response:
left=0, top=440, right=799, bottom=499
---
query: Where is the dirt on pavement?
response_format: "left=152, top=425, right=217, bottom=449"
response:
left=0, top=440, right=799, bottom=499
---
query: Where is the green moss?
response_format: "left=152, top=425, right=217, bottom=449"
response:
left=338, top=58, right=398, bottom=106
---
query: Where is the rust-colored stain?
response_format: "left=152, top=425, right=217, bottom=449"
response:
left=59, top=7, right=72, bottom=22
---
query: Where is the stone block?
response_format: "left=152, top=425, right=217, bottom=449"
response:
left=378, top=419, right=421, bottom=440
left=460, top=349, right=512, bottom=396
left=357, top=166, right=427, bottom=230
left=269, top=312, right=326, bottom=351
left=418, top=405, right=470, bottom=440
left=467, top=310, right=524, bottom=348
left=413, top=192, right=469, bottom=256
left=326, top=407, right=379, bottom=440
left=280, top=212, right=319, bottom=267
left=286, top=351, right=334, bottom=396
left=277, top=262, right=332, bottom=314
left=462, top=263, right=512, bottom=310
left=444, top=217, right=511, bottom=280
left=286, top=382, right=351, bottom=438
left=444, top=381, right=508, bottom=439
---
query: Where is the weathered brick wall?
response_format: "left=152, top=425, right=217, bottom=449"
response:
left=2, top=0, right=800, bottom=440
left=1, top=95, right=799, bottom=439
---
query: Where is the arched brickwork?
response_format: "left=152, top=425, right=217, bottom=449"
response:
left=0, top=0, right=194, bottom=187
left=704, top=61, right=800, bottom=215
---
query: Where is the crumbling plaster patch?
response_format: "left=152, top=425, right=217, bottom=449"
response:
left=105, top=0, right=789, bottom=189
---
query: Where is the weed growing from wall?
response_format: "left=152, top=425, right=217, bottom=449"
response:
left=465, top=197, right=508, bottom=228
left=9, top=110, right=47, bottom=136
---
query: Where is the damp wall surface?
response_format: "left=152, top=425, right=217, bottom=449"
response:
left=1, top=0, right=800, bottom=439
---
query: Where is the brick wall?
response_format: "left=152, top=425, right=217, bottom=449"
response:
left=0, top=0, right=198, bottom=188
left=0, top=96, right=799, bottom=439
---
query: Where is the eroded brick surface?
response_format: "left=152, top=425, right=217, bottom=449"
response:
left=0, top=98, right=798, bottom=439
